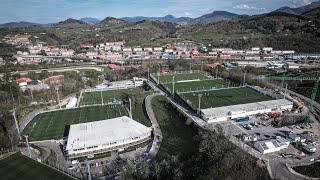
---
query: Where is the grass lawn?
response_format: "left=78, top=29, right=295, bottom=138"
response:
left=162, top=79, right=227, bottom=93
left=152, top=72, right=210, bottom=84
left=24, top=105, right=128, bottom=141
left=152, top=96, right=198, bottom=160
left=132, top=94, right=151, bottom=127
left=0, top=152, right=72, bottom=180
left=177, top=87, right=273, bottom=110
left=79, top=88, right=134, bottom=106
left=293, top=162, right=320, bottom=178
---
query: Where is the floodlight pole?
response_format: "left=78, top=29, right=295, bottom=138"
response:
left=86, top=160, right=92, bottom=180
left=284, top=83, right=288, bottom=99
left=55, top=86, right=61, bottom=109
left=157, top=65, right=160, bottom=85
left=12, top=108, right=22, bottom=140
left=24, top=135, right=32, bottom=158
left=101, top=90, right=104, bottom=105
left=198, top=94, right=202, bottom=116
left=215, top=66, right=218, bottom=79
left=243, top=70, right=247, bottom=86
left=147, top=68, right=150, bottom=82
left=172, top=76, right=175, bottom=94
left=129, top=97, right=132, bottom=119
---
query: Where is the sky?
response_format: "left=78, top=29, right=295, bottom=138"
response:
left=0, top=0, right=318, bottom=24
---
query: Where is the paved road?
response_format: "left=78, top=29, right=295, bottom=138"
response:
left=145, top=93, right=163, bottom=161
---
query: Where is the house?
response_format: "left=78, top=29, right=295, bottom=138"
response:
left=164, top=48, right=174, bottom=53
left=263, top=47, right=273, bottom=52
left=133, top=47, right=143, bottom=52
left=86, top=51, right=98, bottom=58
left=80, top=44, right=94, bottom=48
left=135, top=51, right=149, bottom=56
left=153, top=47, right=163, bottom=52
left=61, top=49, right=75, bottom=56
left=123, top=48, right=133, bottom=55
left=144, top=47, right=153, bottom=52
left=251, top=47, right=260, bottom=51
left=16, top=77, right=32, bottom=84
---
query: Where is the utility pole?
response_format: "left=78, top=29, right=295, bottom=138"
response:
left=24, top=135, right=32, bottom=158
left=172, top=76, right=175, bottom=94
left=11, top=108, right=21, bottom=140
left=147, top=68, right=150, bottom=82
left=55, top=86, right=61, bottom=109
left=243, top=70, right=247, bottom=86
left=189, top=60, right=192, bottom=73
left=198, top=94, right=202, bottom=116
left=29, top=88, right=34, bottom=101
left=129, top=97, right=132, bottom=119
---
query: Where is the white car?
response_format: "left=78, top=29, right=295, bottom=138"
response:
left=312, top=142, right=319, bottom=147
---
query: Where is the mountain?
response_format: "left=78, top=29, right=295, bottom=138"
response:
left=79, top=17, right=100, bottom=24
left=55, top=18, right=88, bottom=27
left=301, top=7, right=320, bottom=19
left=121, top=15, right=193, bottom=24
left=274, top=1, right=320, bottom=15
left=191, top=11, right=240, bottom=25
left=98, top=17, right=127, bottom=26
left=0, top=21, right=41, bottom=28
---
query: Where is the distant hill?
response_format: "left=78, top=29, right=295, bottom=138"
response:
left=121, top=15, right=193, bottom=24
left=274, top=1, right=320, bottom=15
left=98, top=17, right=127, bottom=26
left=79, top=17, right=100, bottom=24
left=190, top=11, right=240, bottom=25
left=55, top=18, right=88, bottom=27
left=301, top=7, right=320, bottom=19
left=0, top=21, right=41, bottom=28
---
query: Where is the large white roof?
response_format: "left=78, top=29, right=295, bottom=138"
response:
left=66, top=116, right=151, bottom=151
left=201, top=99, right=292, bottom=118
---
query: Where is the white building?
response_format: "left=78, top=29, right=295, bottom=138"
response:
left=66, top=116, right=151, bottom=159
left=201, top=99, right=293, bottom=123
left=254, top=139, right=289, bottom=154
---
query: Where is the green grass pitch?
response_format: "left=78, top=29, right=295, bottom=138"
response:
left=79, top=88, right=134, bottom=106
left=24, top=105, right=128, bottom=141
left=154, top=72, right=210, bottom=84
left=177, top=87, right=273, bottom=110
left=0, top=152, right=73, bottom=180
left=162, top=79, right=228, bottom=93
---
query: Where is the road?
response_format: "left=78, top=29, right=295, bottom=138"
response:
left=144, top=93, right=163, bottom=161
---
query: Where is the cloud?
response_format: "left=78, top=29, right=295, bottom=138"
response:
left=184, top=12, right=192, bottom=16
left=291, top=0, right=317, bottom=6
left=233, top=4, right=266, bottom=10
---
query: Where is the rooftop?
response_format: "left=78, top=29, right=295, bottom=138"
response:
left=66, top=116, right=151, bottom=151
left=201, top=99, right=292, bottom=118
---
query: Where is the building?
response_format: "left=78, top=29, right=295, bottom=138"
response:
left=201, top=99, right=293, bottom=123
left=123, top=48, right=133, bottom=55
left=66, top=116, right=151, bottom=159
left=254, top=139, right=288, bottom=154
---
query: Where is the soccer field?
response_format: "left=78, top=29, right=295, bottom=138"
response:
left=177, top=87, right=273, bottom=110
left=154, top=72, right=210, bottom=84
left=24, top=105, right=128, bottom=141
left=162, top=79, right=227, bottom=93
left=0, top=153, right=72, bottom=180
left=79, top=88, right=133, bottom=106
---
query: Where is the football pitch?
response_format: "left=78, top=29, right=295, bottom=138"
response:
left=79, top=88, right=133, bottom=106
left=24, top=105, right=128, bottom=141
left=177, top=87, right=273, bottom=110
left=154, top=72, right=210, bottom=84
left=0, top=152, right=72, bottom=180
left=162, top=79, right=227, bottom=93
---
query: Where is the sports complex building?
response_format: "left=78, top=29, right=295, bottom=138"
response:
left=200, top=99, right=293, bottom=123
left=66, top=116, right=151, bottom=159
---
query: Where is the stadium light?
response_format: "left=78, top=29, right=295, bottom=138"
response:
left=10, top=108, right=22, bottom=140
left=172, top=76, right=175, bottom=94
left=198, top=94, right=202, bottom=116
left=243, top=70, right=247, bottom=86
left=55, top=86, right=61, bottom=109
left=23, top=135, right=32, bottom=158
left=284, top=83, right=288, bottom=99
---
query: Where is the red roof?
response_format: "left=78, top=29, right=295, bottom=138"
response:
left=16, top=77, right=32, bottom=83
left=108, top=64, right=120, bottom=69
left=42, top=75, right=64, bottom=83
left=207, top=63, right=221, bottom=68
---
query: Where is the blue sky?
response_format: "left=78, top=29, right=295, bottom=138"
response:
left=0, top=0, right=318, bottom=23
